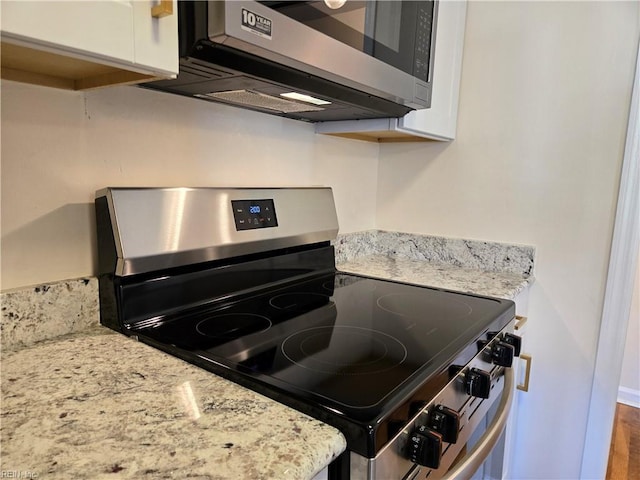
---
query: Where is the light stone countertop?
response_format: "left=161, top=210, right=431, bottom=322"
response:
left=337, top=254, right=533, bottom=300
left=1, top=326, right=346, bottom=480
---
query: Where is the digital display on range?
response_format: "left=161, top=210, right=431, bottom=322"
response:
left=232, top=199, right=278, bottom=231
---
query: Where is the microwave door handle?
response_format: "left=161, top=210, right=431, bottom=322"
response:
left=442, top=368, right=515, bottom=480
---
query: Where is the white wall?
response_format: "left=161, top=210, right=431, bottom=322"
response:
left=377, top=2, right=639, bottom=479
left=0, top=81, right=379, bottom=290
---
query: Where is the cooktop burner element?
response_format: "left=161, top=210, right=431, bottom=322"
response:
left=96, top=187, right=519, bottom=480
left=280, top=325, right=408, bottom=376
left=377, top=292, right=474, bottom=320
left=269, top=292, right=330, bottom=310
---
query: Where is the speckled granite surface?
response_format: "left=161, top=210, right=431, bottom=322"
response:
left=1, top=277, right=98, bottom=352
left=337, top=255, right=532, bottom=300
left=1, top=328, right=346, bottom=480
left=335, top=231, right=535, bottom=277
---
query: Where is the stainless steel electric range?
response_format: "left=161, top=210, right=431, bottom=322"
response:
left=95, top=187, right=520, bottom=480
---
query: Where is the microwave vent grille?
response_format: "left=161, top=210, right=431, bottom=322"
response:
left=196, top=90, right=326, bottom=113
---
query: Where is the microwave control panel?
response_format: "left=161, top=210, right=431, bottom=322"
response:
left=414, top=1, right=435, bottom=82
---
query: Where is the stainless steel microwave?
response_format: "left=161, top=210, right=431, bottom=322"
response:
left=143, top=1, right=438, bottom=122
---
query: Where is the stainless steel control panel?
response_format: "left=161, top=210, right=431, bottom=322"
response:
left=96, top=187, right=339, bottom=276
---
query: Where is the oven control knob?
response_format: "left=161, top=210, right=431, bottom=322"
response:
left=465, top=368, right=491, bottom=399
left=408, top=426, right=442, bottom=469
left=502, top=332, right=522, bottom=357
left=428, top=405, right=460, bottom=444
left=492, top=341, right=515, bottom=367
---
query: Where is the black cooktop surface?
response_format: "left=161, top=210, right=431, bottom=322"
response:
left=133, top=272, right=513, bottom=426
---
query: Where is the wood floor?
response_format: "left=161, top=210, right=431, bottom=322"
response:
left=606, top=402, right=640, bottom=480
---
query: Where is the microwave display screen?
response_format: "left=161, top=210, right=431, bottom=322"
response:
left=260, top=0, right=434, bottom=81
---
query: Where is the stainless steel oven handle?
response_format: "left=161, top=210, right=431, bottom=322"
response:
left=442, top=368, right=515, bottom=480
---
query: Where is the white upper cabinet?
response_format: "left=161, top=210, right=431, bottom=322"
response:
left=0, top=0, right=178, bottom=90
left=316, top=0, right=467, bottom=142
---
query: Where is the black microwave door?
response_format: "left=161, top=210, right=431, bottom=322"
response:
left=364, top=1, right=420, bottom=79
left=260, top=1, right=368, bottom=51
left=261, top=1, right=432, bottom=81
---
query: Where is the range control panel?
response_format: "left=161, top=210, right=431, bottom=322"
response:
left=232, top=199, right=278, bottom=231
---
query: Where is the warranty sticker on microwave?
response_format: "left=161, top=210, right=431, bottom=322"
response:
left=241, top=8, right=272, bottom=40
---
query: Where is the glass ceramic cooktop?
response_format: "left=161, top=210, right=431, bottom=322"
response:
left=135, top=272, right=512, bottom=421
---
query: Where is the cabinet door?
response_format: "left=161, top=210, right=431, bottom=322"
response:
left=1, top=1, right=135, bottom=65
left=132, top=0, right=178, bottom=77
